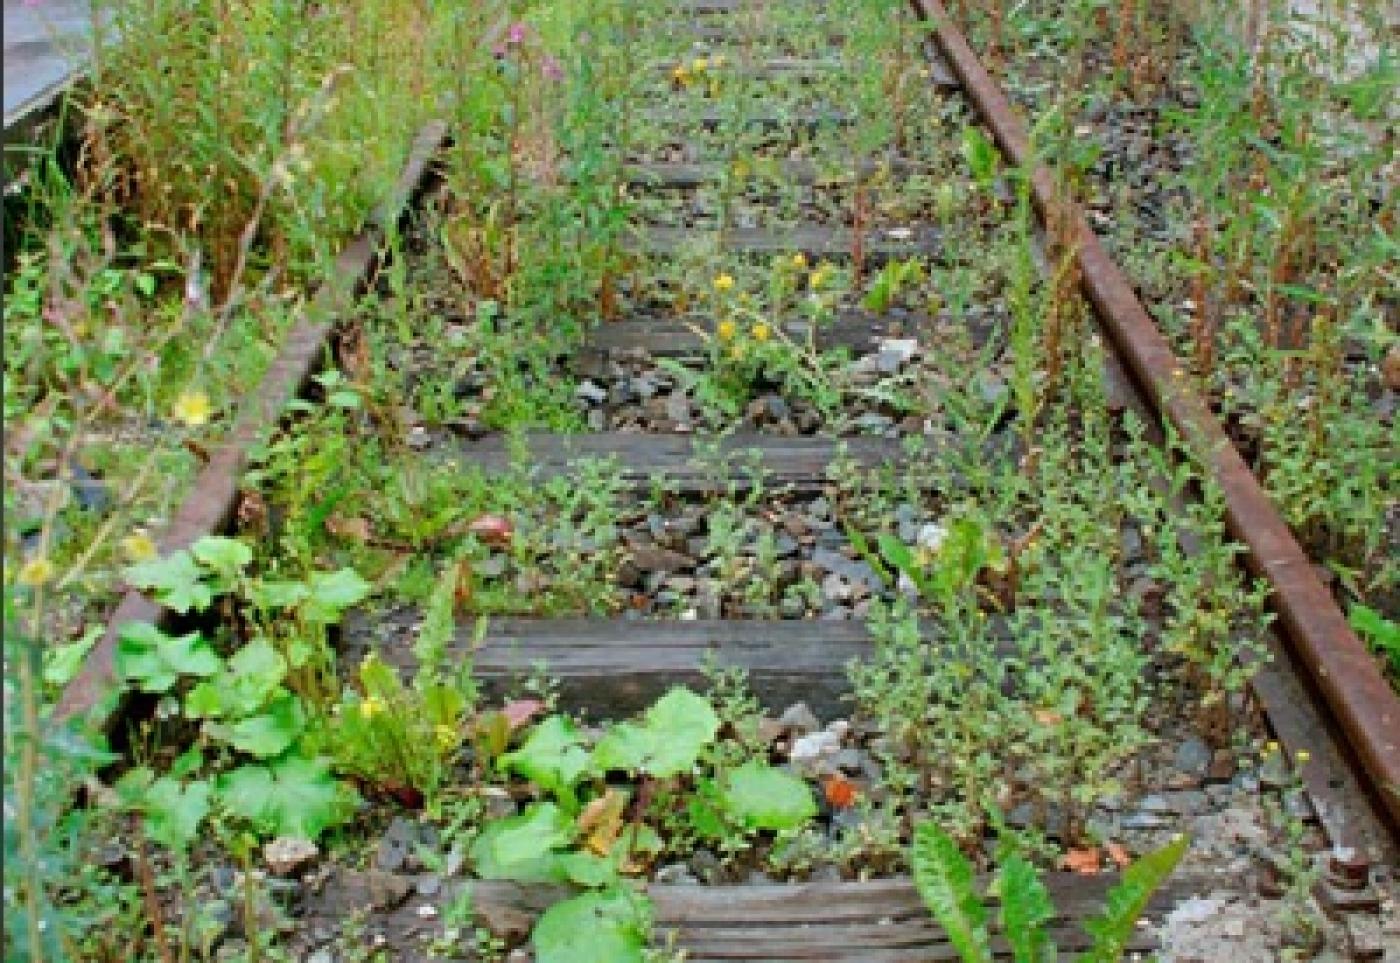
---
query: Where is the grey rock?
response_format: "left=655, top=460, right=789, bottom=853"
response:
left=821, top=572, right=852, bottom=602
left=263, top=837, right=319, bottom=876
left=415, top=874, right=442, bottom=897
left=655, top=863, right=698, bottom=885
left=1175, top=736, right=1213, bottom=779
left=575, top=380, right=608, bottom=404
left=778, top=702, right=821, bottom=735
left=630, top=545, right=695, bottom=573
left=376, top=817, right=417, bottom=873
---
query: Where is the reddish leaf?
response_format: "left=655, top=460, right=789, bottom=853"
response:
left=502, top=699, right=544, bottom=730
left=468, top=514, right=514, bottom=547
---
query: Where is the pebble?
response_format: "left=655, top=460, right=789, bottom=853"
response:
left=1175, top=735, right=1213, bottom=779
left=655, top=862, right=699, bottom=885
left=790, top=730, right=842, bottom=768
left=778, top=702, right=821, bottom=735
left=263, top=837, right=319, bottom=877
left=376, top=817, right=418, bottom=873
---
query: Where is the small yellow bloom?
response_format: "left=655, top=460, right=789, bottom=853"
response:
left=121, top=532, right=158, bottom=562
left=671, top=64, right=690, bottom=86
left=173, top=390, right=212, bottom=428
left=435, top=724, right=458, bottom=750
left=692, top=57, right=709, bottom=73
left=360, top=696, right=386, bottom=720
left=809, top=265, right=833, bottom=290
left=716, top=319, right=738, bottom=341
left=18, top=557, right=55, bottom=587
left=713, top=273, right=735, bottom=293
left=1295, top=749, right=1311, bottom=764
left=1262, top=740, right=1279, bottom=757
left=790, top=253, right=808, bottom=270
left=751, top=322, right=771, bottom=343
left=728, top=345, right=746, bottom=361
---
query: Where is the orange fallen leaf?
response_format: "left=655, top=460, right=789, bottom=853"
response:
left=1106, top=842, right=1131, bottom=869
left=823, top=774, right=858, bottom=809
left=1061, top=847, right=1100, bottom=875
left=1032, top=708, right=1062, bottom=726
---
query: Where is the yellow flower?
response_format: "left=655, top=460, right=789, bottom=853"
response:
left=716, top=319, right=738, bottom=341
left=121, top=532, right=158, bottom=563
left=173, top=390, right=212, bottom=427
left=809, top=264, right=833, bottom=290
left=692, top=57, right=709, bottom=74
left=713, top=273, right=735, bottom=293
left=1295, top=749, right=1311, bottom=764
left=435, top=724, right=458, bottom=750
left=671, top=64, right=690, bottom=86
left=1262, top=740, right=1278, bottom=757
left=728, top=345, right=746, bottom=361
left=360, top=696, right=386, bottom=720
left=18, top=557, right=55, bottom=587
left=751, top=322, right=771, bottom=343
left=790, top=253, right=808, bottom=270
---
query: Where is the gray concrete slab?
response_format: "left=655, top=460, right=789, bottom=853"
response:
left=4, top=0, right=95, bottom=132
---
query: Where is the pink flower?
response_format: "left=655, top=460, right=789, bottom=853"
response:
left=541, top=56, right=563, bottom=82
left=505, top=21, right=528, bottom=45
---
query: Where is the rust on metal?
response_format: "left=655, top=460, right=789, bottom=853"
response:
left=911, top=0, right=1399, bottom=831
left=54, top=121, right=449, bottom=727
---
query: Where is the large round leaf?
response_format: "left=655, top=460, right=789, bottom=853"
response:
left=720, top=762, right=816, bottom=830
left=532, top=889, right=647, bottom=963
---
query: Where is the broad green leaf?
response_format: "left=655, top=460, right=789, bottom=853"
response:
left=998, top=852, right=1055, bottom=963
left=1077, top=835, right=1188, bottom=963
left=720, top=762, right=816, bottom=831
left=591, top=687, right=718, bottom=778
left=216, top=755, right=355, bottom=840
left=246, top=579, right=310, bottom=611
left=500, top=715, right=590, bottom=798
left=470, top=802, right=574, bottom=881
left=141, top=776, right=211, bottom=851
left=532, top=889, right=648, bottom=963
left=302, top=568, right=370, bottom=622
left=911, top=822, right=992, bottom=963
left=191, top=535, right=252, bottom=589
left=187, top=639, right=288, bottom=720
left=116, top=623, right=221, bottom=693
left=124, top=550, right=212, bottom=613
left=555, top=851, right=620, bottom=888
left=43, top=627, right=101, bottom=686
left=206, top=692, right=305, bottom=758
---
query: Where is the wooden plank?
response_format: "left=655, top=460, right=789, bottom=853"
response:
left=453, top=872, right=1210, bottom=960
left=348, top=615, right=1017, bottom=718
left=445, top=432, right=920, bottom=493
left=629, top=224, right=942, bottom=260
left=636, top=107, right=854, bottom=131
left=623, top=157, right=931, bottom=188
left=354, top=617, right=880, bottom=718
left=578, top=309, right=935, bottom=359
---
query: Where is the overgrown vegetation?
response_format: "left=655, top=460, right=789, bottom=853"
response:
left=6, top=0, right=1379, bottom=957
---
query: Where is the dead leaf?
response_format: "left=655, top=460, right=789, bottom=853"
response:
left=501, top=699, right=544, bottom=730
left=578, top=789, right=627, bottom=856
left=1061, top=847, right=1100, bottom=875
left=1032, top=708, right=1062, bottom=727
left=1106, top=842, right=1131, bottom=869
left=326, top=515, right=372, bottom=543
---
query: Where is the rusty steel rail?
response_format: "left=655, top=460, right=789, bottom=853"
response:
left=53, top=120, right=449, bottom=727
left=910, top=0, right=1399, bottom=834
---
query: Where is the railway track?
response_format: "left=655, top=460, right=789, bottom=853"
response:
left=51, top=0, right=1396, bottom=958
